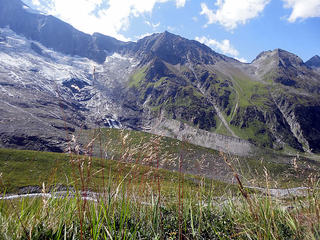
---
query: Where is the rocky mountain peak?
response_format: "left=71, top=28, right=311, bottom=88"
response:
left=275, top=48, right=305, bottom=67
left=130, top=31, right=224, bottom=65
left=306, top=55, right=320, bottom=68
left=252, top=48, right=305, bottom=69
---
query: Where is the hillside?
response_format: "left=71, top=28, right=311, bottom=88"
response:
left=1, top=131, right=320, bottom=239
left=0, top=0, right=320, bottom=156
left=1, top=126, right=320, bottom=192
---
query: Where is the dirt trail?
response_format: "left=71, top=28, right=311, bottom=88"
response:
left=246, top=186, right=309, bottom=198
left=0, top=186, right=310, bottom=202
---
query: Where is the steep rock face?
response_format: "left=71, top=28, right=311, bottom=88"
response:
left=264, top=108, right=303, bottom=151
left=271, top=91, right=320, bottom=153
left=295, top=105, right=320, bottom=152
left=127, top=58, right=218, bottom=131
left=306, top=55, right=320, bottom=75
left=306, top=55, right=320, bottom=69
left=0, top=82, right=87, bottom=152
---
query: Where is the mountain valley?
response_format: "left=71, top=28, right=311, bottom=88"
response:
left=0, top=0, right=320, bottom=157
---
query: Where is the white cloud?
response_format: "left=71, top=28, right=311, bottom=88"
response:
left=28, top=0, right=186, bottom=41
left=200, top=3, right=215, bottom=27
left=235, top=57, right=248, bottom=63
left=195, top=36, right=247, bottom=62
left=282, top=0, right=320, bottom=22
left=196, top=36, right=238, bottom=56
left=200, top=0, right=270, bottom=30
left=176, top=0, right=186, bottom=8
left=134, top=32, right=154, bottom=40
left=32, top=0, right=40, bottom=5
left=145, top=20, right=161, bottom=29
left=167, top=26, right=176, bottom=31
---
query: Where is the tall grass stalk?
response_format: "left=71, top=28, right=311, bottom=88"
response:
left=2, top=131, right=320, bottom=239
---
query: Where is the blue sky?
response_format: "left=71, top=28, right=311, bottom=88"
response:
left=22, top=0, right=320, bottom=63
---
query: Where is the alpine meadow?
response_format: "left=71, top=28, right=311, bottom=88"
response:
left=1, top=0, right=320, bottom=239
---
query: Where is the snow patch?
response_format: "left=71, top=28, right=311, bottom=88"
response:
left=22, top=4, right=47, bottom=15
left=105, top=53, right=133, bottom=63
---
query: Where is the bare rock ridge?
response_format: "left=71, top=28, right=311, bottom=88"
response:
left=0, top=0, right=319, bottom=155
left=306, top=55, right=320, bottom=69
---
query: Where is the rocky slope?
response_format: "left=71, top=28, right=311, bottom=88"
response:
left=306, top=55, right=320, bottom=74
left=0, top=0, right=319, bottom=155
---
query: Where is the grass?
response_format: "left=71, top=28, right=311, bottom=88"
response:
left=0, top=148, right=70, bottom=193
left=1, top=128, right=320, bottom=239
left=0, top=147, right=235, bottom=197
left=228, top=72, right=270, bottom=108
left=229, top=119, right=274, bottom=147
left=214, top=118, right=233, bottom=137
left=128, top=66, right=148, bottom=88
left=80, top=128, right=320, bottom=187
left=1, top=148, right=320, bottom=239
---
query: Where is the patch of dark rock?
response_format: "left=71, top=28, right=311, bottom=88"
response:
left=295, top=105, right=320, bottom=152
left=145, top=58, right=171, bottom=81
left=122, top=102, right=142, bottom=112
left=231, top=106, right=265, bottom=128
left=0, top=134, right=64, bottom=153
left=200, top=71, right=209, bottom=83
left=52, top=124, right=75, bottom=132
left=36, top=99, right=55, bottom=106
left=18, top=186, right=42, bottom=194
left=118, top=117, right=142, bottom=129
left=13, top=102, right=31, bottom=108
left=30, top=42, right=43, bottom=55
left=0, top=82, right=14, bottom=87
left=220, top=82, right=229, bottom=87
left=275, top=76, right=296, bottom=86
left=76, top=90, right=95, bottom=102
left=58, top=101, right=86, bottom=113
left=29, top=68, right=39, bottom=72
left=183, top=71, right=196, bottom=82
left=218, top=90, right=231, bottom=109
left=17, top=185, right=74, bottom=195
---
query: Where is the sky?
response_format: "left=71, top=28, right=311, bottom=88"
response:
left=21, top=0, right=320, bottom=63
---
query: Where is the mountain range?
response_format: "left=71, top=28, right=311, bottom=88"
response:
left=0, top=0, right=320, bottom=155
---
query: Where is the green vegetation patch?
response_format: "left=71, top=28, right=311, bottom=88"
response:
left=128, top=65, right=148, bottom=88
left=230, top=74, right=270, bottom=108
left=0, top=149, right=70, bottom=192
left=0, top=147, right=235, bottom=198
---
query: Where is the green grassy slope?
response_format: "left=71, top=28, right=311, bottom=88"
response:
left=77, top=128, right=319, bottom=187
left=1, top=126, right=317, bottom=193
left=0, top=147, right=234, bottom=196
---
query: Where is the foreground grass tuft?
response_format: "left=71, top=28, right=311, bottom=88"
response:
left=1, top=129, right=320, bottom=239
left=1, top=184, right=320, bottom=239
